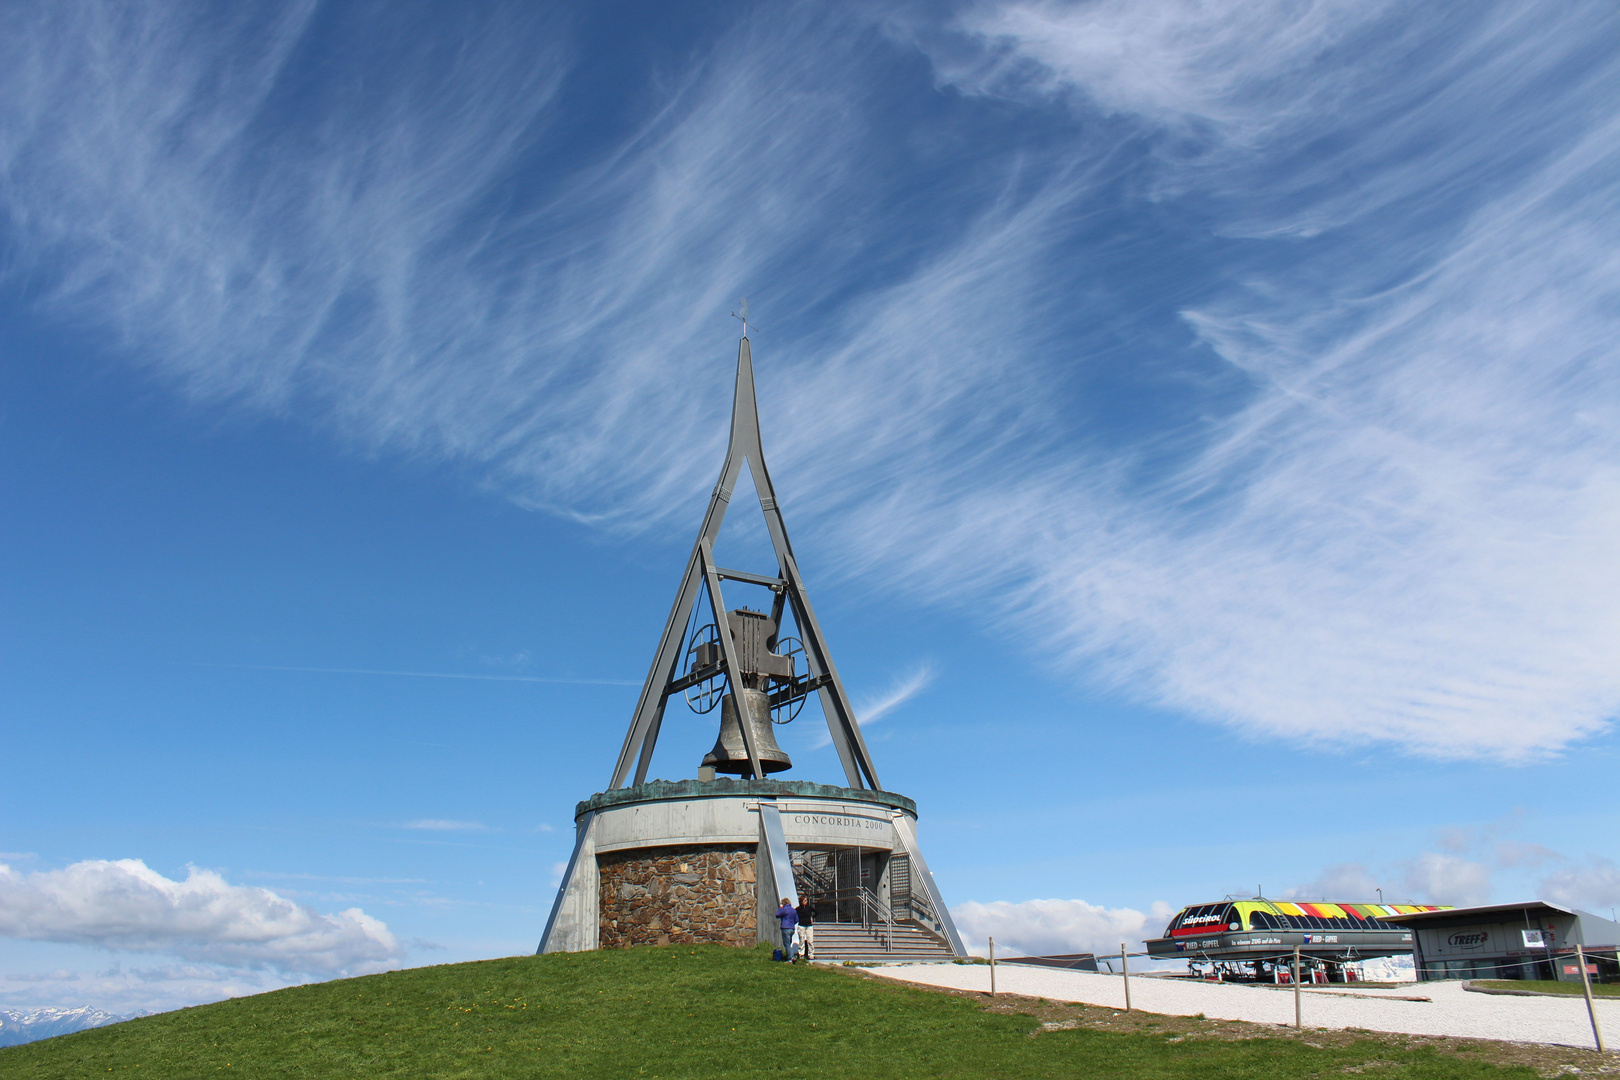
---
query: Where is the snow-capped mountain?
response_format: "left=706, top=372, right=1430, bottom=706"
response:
left=1349, top=955, right=1417, bottom=983
left=0, top=1006, right=135, bottom=1047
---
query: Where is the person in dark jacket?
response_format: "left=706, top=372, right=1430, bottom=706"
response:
left=775, top=898, right=798, bottom=959
left=794, top=898, right=815, bottom=961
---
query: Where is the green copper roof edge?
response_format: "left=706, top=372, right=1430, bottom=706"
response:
left=575, top=779, right=917, bottom=821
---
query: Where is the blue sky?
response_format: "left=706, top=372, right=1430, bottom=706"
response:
left=3, top=0, right=1619, bottom=1014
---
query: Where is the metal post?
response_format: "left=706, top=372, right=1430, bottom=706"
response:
left=1121, top=944, right=1131, bottom=1012
left=1576, top=944, right=1606, bottom=1052
left=989, top=936, right=995, bottom=997
left=1293, top=945, right=1303, bottom=1029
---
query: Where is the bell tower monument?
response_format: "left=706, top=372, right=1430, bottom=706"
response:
left=538, top=324, right=963, bottom=960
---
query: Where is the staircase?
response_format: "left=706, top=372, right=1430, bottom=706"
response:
left=792, top=851, right=839, bottom=900
left=809, top=923, right=958, bottom=964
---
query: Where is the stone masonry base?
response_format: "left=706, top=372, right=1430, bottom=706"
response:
left=598, top=844, right=757, bottom=948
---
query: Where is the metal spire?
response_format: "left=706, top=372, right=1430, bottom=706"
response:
left=607, top=331, right=881, bottom=790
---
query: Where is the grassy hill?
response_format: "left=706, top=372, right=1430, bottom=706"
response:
left=0, top=945, right=1543, bottom=1079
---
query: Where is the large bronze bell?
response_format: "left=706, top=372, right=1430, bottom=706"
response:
left=701, top=689, right=792, bottom=776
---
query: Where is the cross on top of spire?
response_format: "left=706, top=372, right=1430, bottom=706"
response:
left=730, top=297, right=762, bottom=339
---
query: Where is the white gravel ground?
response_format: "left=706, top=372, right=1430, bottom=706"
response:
left=859, top=963, right=1618, bottom=1049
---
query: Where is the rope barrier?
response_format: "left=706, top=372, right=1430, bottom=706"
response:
left=967, top=937, right=1614, bottom=1052
left=971, top=943, right=1617, bottom=982
left=1169, top=943, right=1618, bottom=979
left=1409, top=951, right=1619, bottom=978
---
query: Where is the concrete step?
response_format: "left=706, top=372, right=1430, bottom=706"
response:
left=805, top=923, right=956, bottom=963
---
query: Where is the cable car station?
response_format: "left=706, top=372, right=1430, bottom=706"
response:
left=1145, top=898, right=1449, bottom=982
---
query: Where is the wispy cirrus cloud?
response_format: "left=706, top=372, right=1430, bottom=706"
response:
left=858, top=664, right=935, bottom=725
left=194, top=662, right=635, bottom=686
left=3, top=1, right=1618, bottom=764
left=810, top=663, right=934, bottom=749
left=401, top=820, right=489, bottom=833
left=928, top=0, right=1390, bottom=138
left=241, top=872, right=431, bottom=886
left=891, top=0, right=1620, bottom=761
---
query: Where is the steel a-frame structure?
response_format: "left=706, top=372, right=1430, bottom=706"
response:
left=607, top=333, right=881, bottom=790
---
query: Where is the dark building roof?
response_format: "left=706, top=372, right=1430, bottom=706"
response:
left=1378, top=900, right=1582, bottom=924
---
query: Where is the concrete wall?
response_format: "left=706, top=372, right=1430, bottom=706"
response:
left=541, top=789, right=934, bottom=954
left=538, top=812, right=599, bottom=954
left=590, top=794, right=900, bottom=854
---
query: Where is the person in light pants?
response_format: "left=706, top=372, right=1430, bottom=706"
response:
left=794, top=898, right=815, bottom=961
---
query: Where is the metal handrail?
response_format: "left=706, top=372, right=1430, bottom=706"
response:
left=824, top=886, right=894, bottom=950
left=902, top=889, right=939, bottom=927
left=792, top=855, right=838, bottom=899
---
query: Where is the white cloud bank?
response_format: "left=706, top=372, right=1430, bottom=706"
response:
left=948, top=844, right=1613, bottom=966
left=1399, top=853, right=1494, bottom=909
left=1540, top=859, right=1620, bottom=912
left=1283, top=862, right=1381, bottom=902
left=951, top=897, right=1173, bottom=958
left=2, top=962, right=297, bottom=1016
left=1285, top=829, right=1620, bottom=912
left=0, top=860, right=401, bottom=976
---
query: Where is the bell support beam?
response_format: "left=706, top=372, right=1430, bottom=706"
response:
left=714, top=566, right=786, bottom=589
left=727, top=342, right=879, bottom=790
left=778, top=548, right=880, bottom=790
left=610, top=544, right=699, bottom=789
left=610, top=460, right=744, bottom=789
left=611, top=344, right=761, bottom=789
left=734, top=398, right=877, bottom=788
left=698, top=538, right=766, bottom=782
left=766, top=582, right=788, bottom=647
left=607, top=335, right=881, bottom=791
left=631, top=707, right=664, bottom=787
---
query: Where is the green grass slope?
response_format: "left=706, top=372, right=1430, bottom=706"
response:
left=1471, top=979, right=1620, bottom=997
left=0, top=945, right=1536, bottom=1079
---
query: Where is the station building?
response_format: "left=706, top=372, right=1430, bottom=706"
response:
left=1381, top=901, right=1620, bottom=983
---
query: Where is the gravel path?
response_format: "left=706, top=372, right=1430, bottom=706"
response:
left=858, top=963, right=1617, bottom=1049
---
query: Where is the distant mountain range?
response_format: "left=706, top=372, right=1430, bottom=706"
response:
left=0, top=1006, right=139, bottom=1047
